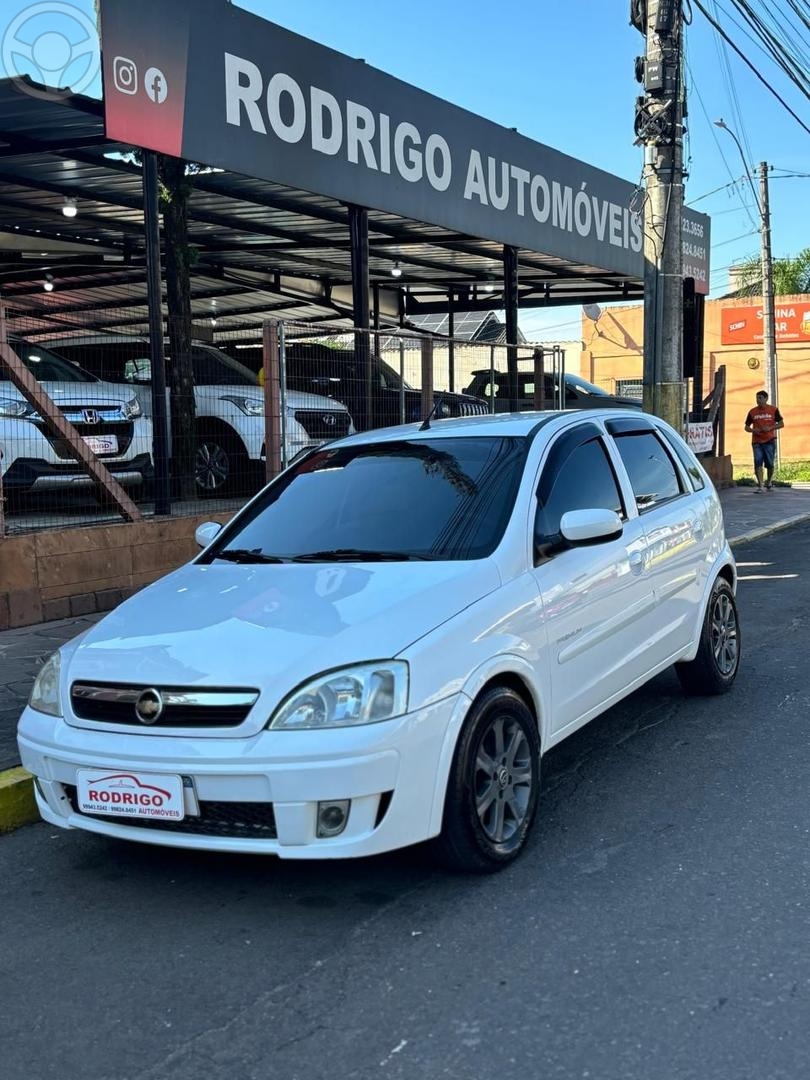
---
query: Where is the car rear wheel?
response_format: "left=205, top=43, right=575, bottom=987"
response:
left=676, top=577, right=740, bottom=695
left=433, top=686, right=540, bottom=873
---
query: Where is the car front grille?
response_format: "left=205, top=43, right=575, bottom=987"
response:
left=37, top=421, right=134, bottom=459
left=70, top=683, right=258, bottom=728
left=64, top=787, right=278, bottom=839
left=454, top=400, right=489, bottom=416
left=293, top=409, right=351, bottom=440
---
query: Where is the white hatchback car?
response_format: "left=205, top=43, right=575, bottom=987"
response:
left=17, top=410, right=740, bottom=871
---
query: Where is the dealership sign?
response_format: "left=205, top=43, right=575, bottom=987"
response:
left=721, top=304, right=810, bottom=345
left=99, top=0, right=709, bottom=287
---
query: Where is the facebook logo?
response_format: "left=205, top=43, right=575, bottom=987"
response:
left=144, top=67, right=169, bottom=105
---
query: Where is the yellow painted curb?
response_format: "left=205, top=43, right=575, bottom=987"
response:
left=0, top=767, right=39, bottom=834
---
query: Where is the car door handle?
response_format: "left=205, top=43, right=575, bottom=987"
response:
left=628, top=551, right=644, bottom=573
left=693, top=520, right=705, bottom=539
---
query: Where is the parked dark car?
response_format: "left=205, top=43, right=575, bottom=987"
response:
left=463, top=369, right=643, bottom=411
left=222, top=341, right=489, bottom=429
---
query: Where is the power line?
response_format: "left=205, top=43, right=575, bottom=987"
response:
left=710, top=0, right=756, bottom=165
left=692, top=0, right=810, bottom=136
left=727, top=0, right=810, bottom=101
left=684, top=52, right=760, bottom=228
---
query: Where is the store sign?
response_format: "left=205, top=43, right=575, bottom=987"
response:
left=721, top=304, right=810, bottom=345
left=100, top=0, right=709, bottom=286
left=686, top=422, right=715, bottom=454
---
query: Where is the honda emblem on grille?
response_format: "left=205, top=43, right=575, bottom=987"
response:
left=321, top=414, right=336, bottom=427
left=135, top=688, right=164, bottom=725
left=82, top=408, right=100, bottom=425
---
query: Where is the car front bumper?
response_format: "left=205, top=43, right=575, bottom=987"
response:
left=17, top=694, right=465, bottom=858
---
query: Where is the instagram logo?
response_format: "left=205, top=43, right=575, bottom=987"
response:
left=113, top=55, right=138, bottom=95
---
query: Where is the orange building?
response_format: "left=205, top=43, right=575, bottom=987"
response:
left=580, top=293, right=810, bottom=467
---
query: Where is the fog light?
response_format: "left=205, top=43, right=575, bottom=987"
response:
left=317, top=800, right=350, bottom=838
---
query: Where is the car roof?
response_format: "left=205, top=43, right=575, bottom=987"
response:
left=330, top=407, right=656, bottom=447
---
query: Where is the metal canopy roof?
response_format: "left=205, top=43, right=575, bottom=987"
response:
left=0, top=78, right=642, bottom=342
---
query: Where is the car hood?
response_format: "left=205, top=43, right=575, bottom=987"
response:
left=1, top=379, right=135, bottom=408
left=65, top=559, right=501, bottom=728
left=194, top=384, right=349, bottom=413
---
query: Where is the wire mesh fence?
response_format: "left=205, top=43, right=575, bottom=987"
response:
left=1, top=307, right=575, bottom=536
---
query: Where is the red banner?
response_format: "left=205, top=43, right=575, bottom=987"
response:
left=721, top=304, right=810, bottom=345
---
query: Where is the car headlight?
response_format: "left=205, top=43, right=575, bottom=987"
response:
left=438, top=401, right=452, bottom=417
left=0, top=397, right=37, bottom=419
left=123, top=396, right=142, bottom=419
left=221, top=395, right=265, bottom=417
left=29, top=652, right=62, bottom=717
left=268, top=662, right=409, bottom=730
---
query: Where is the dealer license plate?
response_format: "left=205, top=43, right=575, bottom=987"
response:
left=84, top=435, right=118, bottom=455
left=76, top=769, right=185, bottom=821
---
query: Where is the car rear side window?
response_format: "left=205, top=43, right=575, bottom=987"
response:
left=535, top=437, right=624, bottom=553
left=658, top=427, right=706, bottom=491
left=613, top=431, right=684, bottom=510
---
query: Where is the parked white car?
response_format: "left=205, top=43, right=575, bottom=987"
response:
left=18, top=410, right=740, bottom=871
left=43, top=335, right=354, bottom=494
left=0, top=337, right=152, bottom=496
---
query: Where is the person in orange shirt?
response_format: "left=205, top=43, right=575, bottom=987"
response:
left=744, top=390, right=785, bottom=493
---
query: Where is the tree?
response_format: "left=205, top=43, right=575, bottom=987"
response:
left=157, top=155, right=199, bottom=501
left=734, top=248, right=810, bottom=297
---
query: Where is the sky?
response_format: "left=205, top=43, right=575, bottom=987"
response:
left=0, top=0, right=807, bottom=341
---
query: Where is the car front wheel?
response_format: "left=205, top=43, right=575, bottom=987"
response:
left=195, top=434, right=248, bottom=496
left=433, top=686, right=540, bottom=873
left=676, top=577, right=740, bottom=695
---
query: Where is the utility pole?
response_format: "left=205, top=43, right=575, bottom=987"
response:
left=632, top=0, right=685, bottom=431
left=759, top=161, right=778, bottom=408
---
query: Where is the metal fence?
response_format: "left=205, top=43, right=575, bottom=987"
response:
left=1, top=310, right=572, bottom=536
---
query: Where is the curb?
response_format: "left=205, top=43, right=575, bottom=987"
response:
left=728, top=510, right=810, bottom=548
left=0, top=767, right=38, bottom=834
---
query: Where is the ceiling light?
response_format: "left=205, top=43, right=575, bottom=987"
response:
left=43, top=274, right=54, bottom=292
left=62, top=197, right=78, bottom=218
left=390, top=262, right=403, bottom=278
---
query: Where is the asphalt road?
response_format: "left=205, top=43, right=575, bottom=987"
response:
left=2, top=525, right=809, bottom=1080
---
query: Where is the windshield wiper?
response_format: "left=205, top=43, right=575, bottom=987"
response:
left=214, top=549, right=288, bottom=564
left=290, top=548, right=434, bottom=563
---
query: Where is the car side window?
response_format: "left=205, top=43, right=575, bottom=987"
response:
left=613, top=431, right=684, bottom=510
left=534, top=436, right=625, bottom=558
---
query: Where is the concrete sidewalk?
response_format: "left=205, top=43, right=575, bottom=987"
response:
left=3, top=484, right=810, bottom=823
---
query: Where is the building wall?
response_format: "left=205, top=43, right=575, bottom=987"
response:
left=581, top=294, right=810, bottom=466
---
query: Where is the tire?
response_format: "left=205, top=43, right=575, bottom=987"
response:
left=195, top=432, right=246, bottom=497
left=432, top=686, right=541, bottom=873
left=676, top=577, right=740, bottom=696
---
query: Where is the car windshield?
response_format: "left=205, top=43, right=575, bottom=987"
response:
left=565, top=374, right=608, bottom=396
left=10, top=339, right=96, bottom=383
left=205, top=436, right=526, bottom=562
left=192, top=346, right=257, bottom=386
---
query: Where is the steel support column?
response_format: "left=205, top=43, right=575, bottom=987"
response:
left=503, top=245, right=520, bottom=411
left=348, top=204, right=371, bottom=429
left=448, top=293, right=455, bottom=393
left=143, top=151, right=171, bottom=514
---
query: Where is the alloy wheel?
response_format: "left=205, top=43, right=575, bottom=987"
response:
left=473, top=713, right=534, bottom=844
left=711, top=591, right=738, bottom=676
left=196, top=441, right=230, bottom=492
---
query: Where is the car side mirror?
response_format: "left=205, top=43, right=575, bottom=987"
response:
left=194, top=521, right=222, bottom=549
left=560, top=508, right=623, bottom=544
